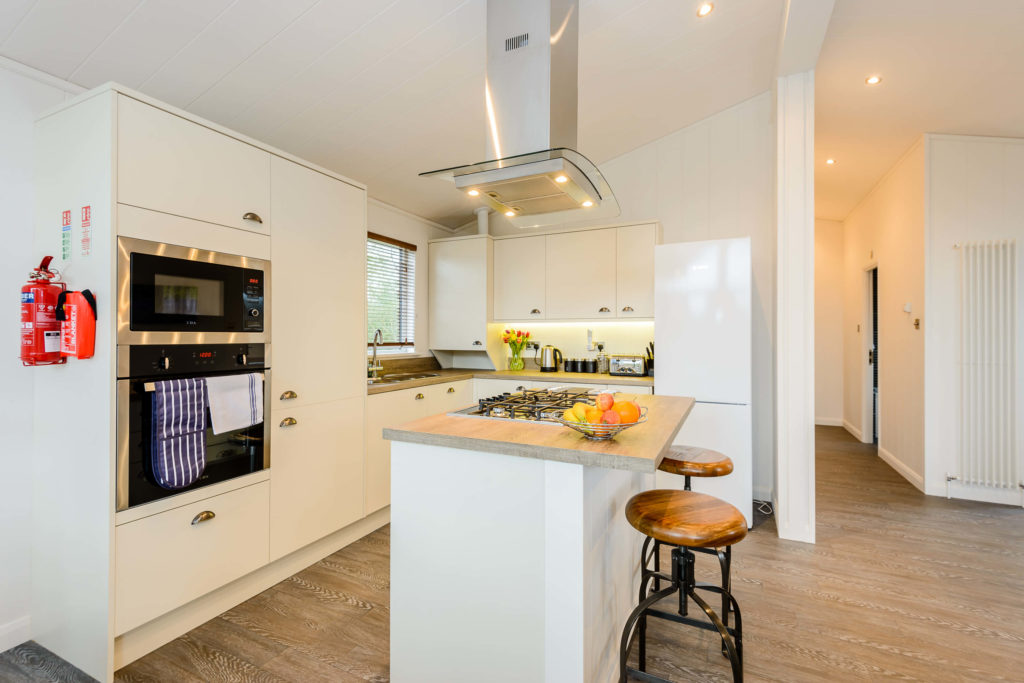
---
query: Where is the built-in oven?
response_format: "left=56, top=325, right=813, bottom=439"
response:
left=117, top=237, right=269, bottom=345
left=116, top=343, right=270, bottom=511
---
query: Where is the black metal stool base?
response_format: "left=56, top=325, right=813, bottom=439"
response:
left=619, top=545, right=743, bottom=683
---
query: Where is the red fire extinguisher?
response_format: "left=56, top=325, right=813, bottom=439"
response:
left=20, top=256, right=66, bottom=366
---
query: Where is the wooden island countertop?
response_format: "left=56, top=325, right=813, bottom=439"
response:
left=383, top=394, right=694, bottom=472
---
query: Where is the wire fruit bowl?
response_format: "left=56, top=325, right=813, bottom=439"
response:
left=554, top=407, right=648, bottom=441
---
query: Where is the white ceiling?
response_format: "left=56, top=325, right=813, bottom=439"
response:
left=0, top=0, right=783, bottom=228
left=815, top=0, right=1024, bottom=221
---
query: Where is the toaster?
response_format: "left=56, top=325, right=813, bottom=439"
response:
left=608, top=354, right=646, bottom=376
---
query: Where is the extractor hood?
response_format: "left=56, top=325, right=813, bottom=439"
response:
left=420, top=0, right=618, bottom=228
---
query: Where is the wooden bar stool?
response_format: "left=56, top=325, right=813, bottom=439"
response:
left=658, top=445, right=734, bottom=491
left=648, top=446, right=739, bottom=630
left=619, top=490, right=746, bottom=682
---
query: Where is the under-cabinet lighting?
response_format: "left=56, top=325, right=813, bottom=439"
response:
left=554, top=175, right=568, bottom=183
left=467, top=189, right=480, bottom=196
left=697, top=2, right=714, bottom=18
left=865, top=75, right=882, bottom=85
left=581, top=200, right=594, bottom=207
left=826, top=158, right=836, bottom=165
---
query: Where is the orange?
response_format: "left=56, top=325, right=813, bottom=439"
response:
left=612, top=401, right=640, bottom=424
left=584, top=407, right=604, bottom=424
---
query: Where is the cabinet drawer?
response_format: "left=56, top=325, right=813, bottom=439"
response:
left=115, top=481, right=269, bottom=635
left=428, top=379, right=473, bottom=412
left=604, top=384, right=653, bottom=396
left=118, top=95, right=270, bottom=233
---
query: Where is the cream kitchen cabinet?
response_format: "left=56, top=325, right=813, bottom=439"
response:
left=270, top=156, right=366, bottom=409
left=494, top=235, right=546, bottom=320
left=615, top=223, right=657, bottom=317
left=365, top=380, right=472, bottom=513
left=270, top=397, right=365, bottom=560
left=117, top=95, right=271, bottom=233
left=429, top=236, right=493, bottom=350
left=545, top=229, right=618, bottom=319
left=115, top=481, right=270, bottom=635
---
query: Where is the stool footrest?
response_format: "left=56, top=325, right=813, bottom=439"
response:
left=624, top=667, right=675, bottom=683
left=645, top=607, right=738, bottom=638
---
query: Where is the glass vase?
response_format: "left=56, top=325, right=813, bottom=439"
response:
left=508, top=349, right=525, bottom=371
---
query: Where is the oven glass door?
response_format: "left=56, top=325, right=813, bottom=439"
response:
left=130, top=252, right=263, bottom=333
left=119, top=372, right=267, bottom=510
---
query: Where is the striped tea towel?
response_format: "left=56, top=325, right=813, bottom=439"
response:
left=205, top=373, right=263, bottom=435
left=150, top=378, right=208, bottom=490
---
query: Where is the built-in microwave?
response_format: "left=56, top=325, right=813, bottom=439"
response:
left=117, top=237, right=269, bottom=345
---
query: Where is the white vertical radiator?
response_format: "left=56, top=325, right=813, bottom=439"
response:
left=957, top=240, right=1018, bottom=492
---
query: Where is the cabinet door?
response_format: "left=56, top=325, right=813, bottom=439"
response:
left=604, top=384, right=654, bottom=396
left=494, top=236, right=546, bottom=320
left=429, top=237, right=491, bottom=350
left=270, top=156, right=366, bottom=409
left=545, top=229, right=617, bottom=319
left=616, top=224, right=656, bottom=318
left=118, top=95, right=270, bottom=233
left=365, top=389, right=427, bottom=514
left=270, top=397, right=365, bottom=560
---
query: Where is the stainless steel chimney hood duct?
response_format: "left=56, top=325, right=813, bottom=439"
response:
left=420, top=0, right=618, bottom=228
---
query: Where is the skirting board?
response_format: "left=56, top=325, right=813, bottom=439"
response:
left=114, top=507, right=390, bottom=669
left=842, top=420, right=863, bottom=442
left=877, top=447, right=925, bottom=492
left=815, top=417, right=843, bottom=426
left=0, top=615, right=31, bottom=654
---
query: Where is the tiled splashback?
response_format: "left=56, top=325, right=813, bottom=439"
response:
left=494, top=321, right=654, bottom=367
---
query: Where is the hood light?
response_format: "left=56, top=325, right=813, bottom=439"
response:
left=581, top=200, right=593, bottom=208
left=697, top=2, right=714, bottom=17
left=467, top=189, right=480, bottom=196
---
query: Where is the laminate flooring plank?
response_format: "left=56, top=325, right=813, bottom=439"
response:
left=0, top=642, right=94, bottom=683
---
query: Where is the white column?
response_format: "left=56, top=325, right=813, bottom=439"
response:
left=775, top=70, right=816, bottom=543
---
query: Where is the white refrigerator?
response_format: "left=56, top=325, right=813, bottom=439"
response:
left=654, top=237, right=753, bottom=525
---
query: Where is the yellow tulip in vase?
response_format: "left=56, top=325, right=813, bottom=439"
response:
left=502, top=329, right=530, bottom=371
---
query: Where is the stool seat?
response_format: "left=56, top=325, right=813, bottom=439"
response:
left=626, top=490, right=747, bottom=548
left=659, top=446, right=733, bottom=478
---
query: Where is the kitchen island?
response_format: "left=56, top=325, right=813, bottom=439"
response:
left=384, top=394, right=694, bottom=683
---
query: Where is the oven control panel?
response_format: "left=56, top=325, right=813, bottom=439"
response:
left=242, top=269, right=265, bottom=331
left=126, top=343, right=266, bottom=377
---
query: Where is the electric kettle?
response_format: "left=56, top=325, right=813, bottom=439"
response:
left=537, top=345, right=563, bottom=372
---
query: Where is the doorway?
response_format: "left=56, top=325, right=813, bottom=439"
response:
left=862, top=266, right=879, bottom=445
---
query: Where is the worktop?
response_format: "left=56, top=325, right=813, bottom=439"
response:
left=384, top=394, right=692, bottom=472
left=366, top=367, right=653, bottom=395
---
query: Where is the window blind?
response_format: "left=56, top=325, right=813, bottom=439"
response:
left=367, top=232, right=416, bottom=348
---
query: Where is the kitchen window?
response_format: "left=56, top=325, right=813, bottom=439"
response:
left=367, top=232, right=416, bottom=352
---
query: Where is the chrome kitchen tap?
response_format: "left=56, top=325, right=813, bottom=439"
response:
left=368, top=329, right=384, bottom=379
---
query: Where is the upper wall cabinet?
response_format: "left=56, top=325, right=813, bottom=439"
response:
left=494, top=235, right=546, bottom=320
left=494, top=223, right=659, bottom=321
left=429, top=236, right=492, bottom=350
left=117, top=96, right=271, bottom=233
left=615, top=223, right=657, bottom=317
left=545, top=228, right=618, bottom=319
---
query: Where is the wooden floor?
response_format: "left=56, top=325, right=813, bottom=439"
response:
left=5, top=426, right=1023, bottom=682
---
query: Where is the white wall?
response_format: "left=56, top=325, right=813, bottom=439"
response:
left=473, top=94, right=776, bottom=499
left=924, top=134, right=1024, bottom=499
left=366, top=199, right=450, bottom=357
left=0, top=61, right=79, bottom=652
left=842, top=139, right=926, bottom=489
left=814, top=219, right=843, bottom=424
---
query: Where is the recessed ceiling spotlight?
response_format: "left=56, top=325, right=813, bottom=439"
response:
left=865, top=75, right=882, bottom=85
left=554, top=175, right=568, bottom=183
left=581, top=200, right=594, bottom=208
left=826, top=158, right=836, bottom=165
left=697, top=2, right=714, bottom=17
left=467, top=189, right=480, bottom=196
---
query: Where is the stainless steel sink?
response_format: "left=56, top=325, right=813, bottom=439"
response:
left=367, top=378, right=401, bottom=385
left=383, top=372, right=441, bottom=380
